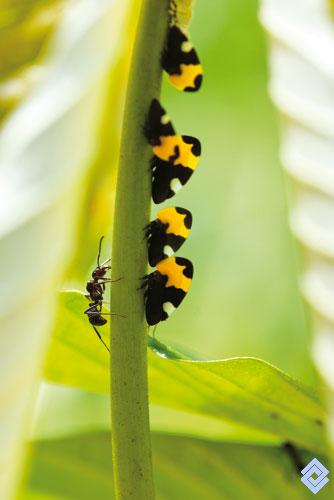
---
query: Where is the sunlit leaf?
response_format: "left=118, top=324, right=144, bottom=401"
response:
left=32, top=384, right=280, bottom=445
left=44, top=291, right=326, bottom=453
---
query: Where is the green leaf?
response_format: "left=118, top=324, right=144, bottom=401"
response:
left=22, top=432, right=331, bottom=500
left=32, top=384, right=280, bottom=445
left=44, top=291, right=326, bottom=453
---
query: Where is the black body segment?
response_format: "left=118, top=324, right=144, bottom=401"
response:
left=144, top=98, right=175, bottom=146
left=151, top=156, right=193, bottom=204
left=162, top=26, right=203, bottom=92
left=142, top=256, right=194, bottom=326
left=144, top=98, right=202, bottom=203
left=146, top=207, right=192, bottom=266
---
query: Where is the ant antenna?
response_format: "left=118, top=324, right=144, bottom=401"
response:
left=97, top=236, right=104, bottom=267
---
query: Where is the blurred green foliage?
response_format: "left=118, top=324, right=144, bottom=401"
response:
left=0, top=0, right=67, bottom=123
left=25, top=432, right=330, bottom=500
left=329, top=0, right=334, bottom=16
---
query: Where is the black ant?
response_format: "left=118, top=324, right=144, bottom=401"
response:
left=84, top=236, right=121, bottom=352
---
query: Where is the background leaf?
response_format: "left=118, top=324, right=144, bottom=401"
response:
left=0, top=0, right=67, bottom=123
left=0, top=0, right=131, bottom=497
left=23, top=432, right=330, bottom=500
left=31, top=384, right=281, bottom=445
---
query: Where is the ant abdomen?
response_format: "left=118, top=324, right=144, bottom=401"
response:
left=89, top=314, right=107, bottom=327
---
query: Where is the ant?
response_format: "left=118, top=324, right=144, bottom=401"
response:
left=84, top=236, right=121, bottom=352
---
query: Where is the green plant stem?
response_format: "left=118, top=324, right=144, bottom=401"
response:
left=110, top=0, right=169, bottom=498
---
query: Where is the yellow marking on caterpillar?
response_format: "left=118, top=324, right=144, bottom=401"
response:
left=169, top=64, right=202, bottom=91
left=153, top=135, right=199, bottom=170
left=157, top=207, right=190, bottom=238
left=156, top=257, right=192, bottom=292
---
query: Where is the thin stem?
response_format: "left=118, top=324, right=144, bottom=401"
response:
left=110, top=1, right=169, bottom=499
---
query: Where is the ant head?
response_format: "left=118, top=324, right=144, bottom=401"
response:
left=92, top=267, right=106, bottom=279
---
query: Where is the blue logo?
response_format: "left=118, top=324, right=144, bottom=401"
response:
left=301, top=458, right=329, bottom=494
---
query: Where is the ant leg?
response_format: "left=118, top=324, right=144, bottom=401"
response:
left=97, top=277, right=122, bottom=284
left=92, top=326, right=110, bottom=352
left=100, top=312, right=126, bottom=319
left=87, top=311, right=126, bottom=319
left=84, top=303, right=100, bottom=314
left=100, top=301, right=124, bottom=309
